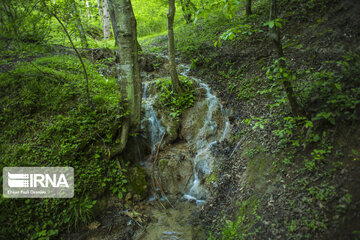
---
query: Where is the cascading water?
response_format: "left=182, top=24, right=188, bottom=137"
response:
left=139, top=64, right=230, bottom=240
left=179, top=64, right=230, bottom=203
left=142, top=81, right=165, bottom=152
left=142, top=65, right=230, bottom=203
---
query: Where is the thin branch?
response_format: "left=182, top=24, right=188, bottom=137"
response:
left=45, top=4, right=90, bottom=102
left=28, top=61, right=65, bottom=84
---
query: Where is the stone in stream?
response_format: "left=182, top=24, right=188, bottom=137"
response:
left=157, top=142, right=193, bottom=195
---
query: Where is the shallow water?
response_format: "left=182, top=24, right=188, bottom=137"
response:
left=141, top=201, right=205, bottom=240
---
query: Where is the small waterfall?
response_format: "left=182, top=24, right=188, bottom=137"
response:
left=179, top=64, right=230, bottom=204
left=141, top=64, right=230, bottom=205
left=139, top=63, right=230, bottom=239
left=142, top=81, right=165, bottom=151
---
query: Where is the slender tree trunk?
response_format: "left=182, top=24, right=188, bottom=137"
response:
left=102, top=0, right=111, bottom=39
left=71, top=0, right=89, bottom=48
left=48, top=8, right=90, bottom=101
left=246, top=0, right=252, bottom=16
left=269, top=0, right=302, bottom=116
left=96, top=0, right=103, bottom=25
left=85, top=0, right=91, bottom=19
left=108, top=0, right=141, bottom=151
left=167, top=0, right=182, bottom=93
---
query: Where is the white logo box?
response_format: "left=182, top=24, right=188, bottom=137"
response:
left=3, top=167, right=74, bottom=198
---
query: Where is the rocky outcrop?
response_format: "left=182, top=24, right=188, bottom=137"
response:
left=157, top=142, right=193, bottom=195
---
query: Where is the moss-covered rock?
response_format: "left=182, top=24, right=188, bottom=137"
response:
left=158, top=112, right=180, bottom=146
left=157, top=142, right=193, bottom=195
left=180, top=101, right=208, bottom=142
left=126, top=165, right=149, bottom=198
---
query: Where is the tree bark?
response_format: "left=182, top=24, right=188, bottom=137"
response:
left=96, top=0, right=103, bottom=26
left=102, top=0, right=111, bottom=39
left=246, top=0, right=252, bottom=16
left=167, top=0, right=182, bottom=93
left=269, top=0, right=302, bottom=116
left=108, top=0, right=141, bottom=151
left=71, top=0, right=89, bottom=48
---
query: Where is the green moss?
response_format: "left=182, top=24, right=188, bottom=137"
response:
left=205, top=171, right=219, bottom=185
left=158, top=159, right=169, bottom=172
left=154, top=76, right=196, bottom=119
left=241, top=142, right=276, bottom=189
left=126, top=166, right=149, bottom=197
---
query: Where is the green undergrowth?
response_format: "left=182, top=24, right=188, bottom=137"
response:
left=155, top=76, right=196, bottom=118
left=209, top=197, right=261, bottom=240
left=0, top=54, right=128, bottom=239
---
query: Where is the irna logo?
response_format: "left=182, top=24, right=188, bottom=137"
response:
left=3, top=167, right=74, bottom=198
left=7, top=172, right=69, bottom=188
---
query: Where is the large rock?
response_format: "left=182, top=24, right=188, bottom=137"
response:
left=180, top=96, right=226, bottom=145
left=141, top=80, right=180, bottom=147
left=180, top=101, right=208, bottom=143
left=158, top=111, right=180, bottom=146
left=157, top=142, right=193, bottom=195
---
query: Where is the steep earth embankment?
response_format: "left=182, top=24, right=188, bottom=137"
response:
left=177, top=0, right=360, bottom=239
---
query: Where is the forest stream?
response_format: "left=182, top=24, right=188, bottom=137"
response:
left=133, top=64, right=230, bottom=240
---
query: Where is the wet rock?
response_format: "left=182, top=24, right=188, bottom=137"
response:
left=157, top=143, right=193, bottom=195
left=141, top=80, right=179, bottom=147
left=126, top=166, right=149, bottom=199
left=158, top=113, right=180, bottom=146
left=181, top=101, right=208, bottom=143
left=181, top=95, right=226, bottom=145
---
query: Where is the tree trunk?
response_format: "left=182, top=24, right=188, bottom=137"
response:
left=269, top=0, right=302, bottom=116
left=246, top=0, right=252, bottom=16
left=71, top=0, right=89, bottom=48
left=108, top=0, right=141, bottom=151
left=167, top=0, right=182, bottom=93
left=47, top=6, right=90, bottom=101
left=96, top=0, right=103, bottom=25
left=85, top=0, right=91, bottom=19
left=103, top=0, right=111, bottom=39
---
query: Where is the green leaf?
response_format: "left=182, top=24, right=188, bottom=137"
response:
left=335, top=83, right=342, bottom=90
left=118, top=192, right=123, bottom=199
left=269, top=21, right=274, bottom=28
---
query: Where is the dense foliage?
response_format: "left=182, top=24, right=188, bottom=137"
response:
left=155, top=76, right=196, bottom=118
left=0, top=53, right=127, bottom=238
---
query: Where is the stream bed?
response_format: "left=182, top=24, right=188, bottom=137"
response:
left=138, top=64, right=230, bottom=239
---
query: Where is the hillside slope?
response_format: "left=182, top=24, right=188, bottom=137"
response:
left=141, top=0, right=360, bottom=239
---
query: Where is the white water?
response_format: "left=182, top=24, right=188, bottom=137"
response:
left=142, top=64, right=230, bottom=205
left=142, top=81, right=165, bottom=151
left=179, top=64, right=230, bottom=203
